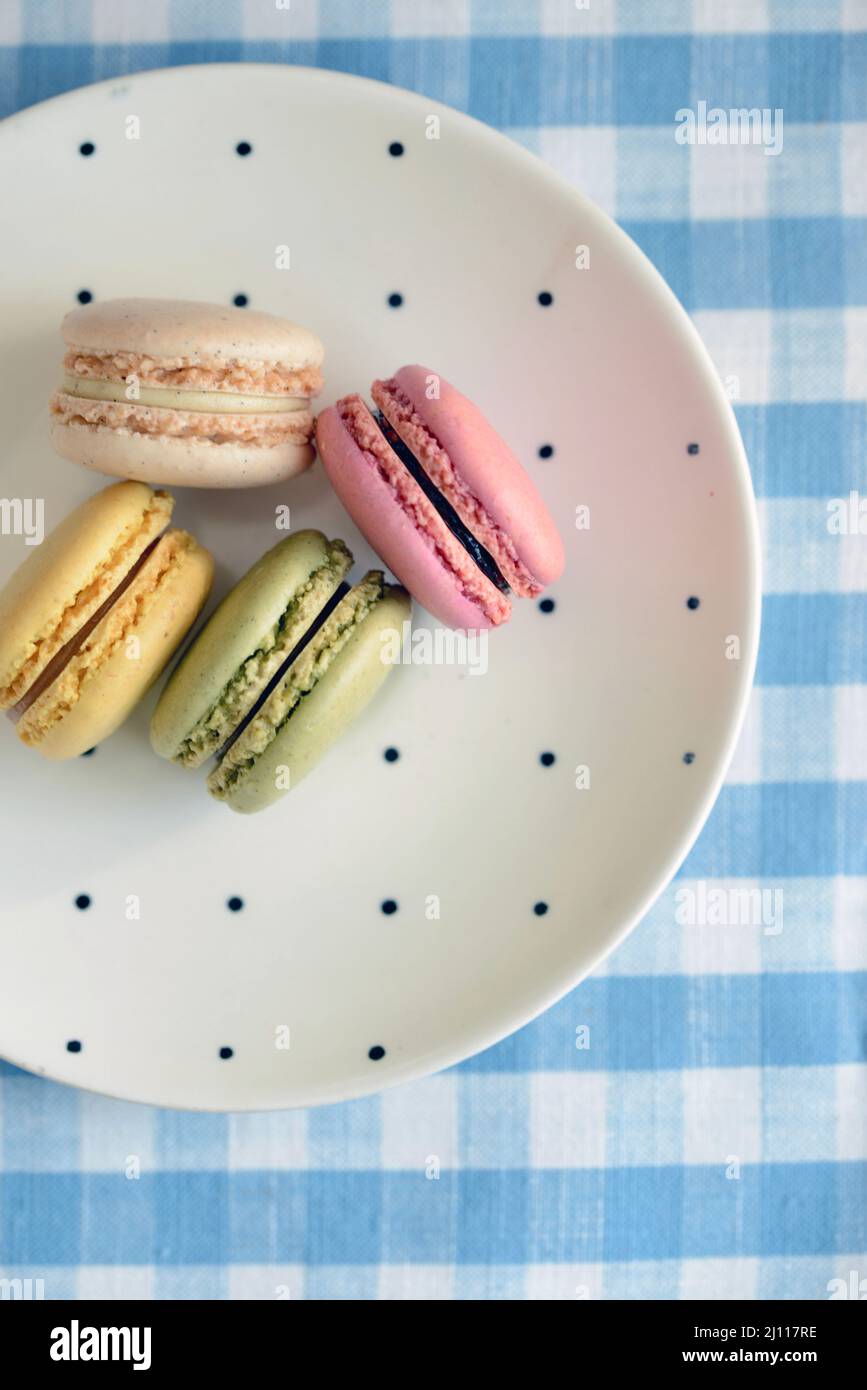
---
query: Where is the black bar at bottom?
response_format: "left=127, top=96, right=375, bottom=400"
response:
left=0, top=1296, right=861, bottom=1373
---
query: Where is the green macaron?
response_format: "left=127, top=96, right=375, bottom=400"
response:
left=150, top=530, right=411, bottom=813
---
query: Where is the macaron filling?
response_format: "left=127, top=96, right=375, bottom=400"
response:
left=372, top=376, right=544, bottom=598
left=213, top=579, right=352, bottom=765
left=334, top=396, right=511, bottom=627
left=61, top=376, right=311, bottom=415
left=63, top=350, right=322, bottom=398
left=16, top=530, right=203, bottom=747
left=173, top=541, right=353, bottom=767
left=0, top=489, right=173, bottom=710
left=53, top=332, right=323, bottom=452
left=209, top=572, right=388, bottom=800
left=50, top=393, right=313, bottom=448
left=374, top=412, right=509, bottom=594
left=7, top=535, right=162, bottom=723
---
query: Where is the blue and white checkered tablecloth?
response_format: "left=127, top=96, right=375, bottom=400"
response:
left=1, top=1, right=865, bottom=1302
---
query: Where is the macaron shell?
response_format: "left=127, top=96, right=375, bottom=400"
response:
left=150, top=530, right=351, bottom=762
left=18, top=536, right=214, bottom=761
left=60, top=298, right=324, bottom=369
left=50, top=419, right=314, bottom=489
left=0, top=481, right=172, bottom=707
left=389, top=365, right=565, bottom=589
left=219, top=587, right=410, bottom=814
left=316, top=404, right=503, bottom=630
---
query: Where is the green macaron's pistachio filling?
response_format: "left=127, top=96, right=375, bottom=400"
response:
left=175, top=540, right=352, bottom=767
left=207, top=571, right=387, bottom=801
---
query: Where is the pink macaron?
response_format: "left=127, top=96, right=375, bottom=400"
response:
left=316, top=366, right=564, bottom=629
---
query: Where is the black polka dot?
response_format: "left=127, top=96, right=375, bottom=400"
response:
left=538, top=291, right=554, bottom=306
left=75, top=894, right=91, bottom=911
left=388, top=141, right=404, bottom=157
left=538, top=444, right=554, bottom=459
left=235, top=141, right=252, bottom=156
left=233, top=293, right=249, bottom=307
left=687, top=442, right=700, bottom=456
left=381, top=899, right=398, bottom=916
left=387, top=292, right=404, bottom=308
left=81, top=747, right=96, bottom=757
left=66, top=1040, right=82, bottom=1053
left=540, top=752, right=555, bottom=767
left=384, top=747, right=400, bottom=763
left=683, top=751, right=695, bottom=765
left=77, top=289, right=93, bottom=304
left=79, top=141, right=95, bottom=157
left=227, top=896, right=244, bottom=912
left=219, top=1046, right=234, bottom=1060
left=539, top=598, right=555, bottom=613
left=686, top=596, right=700, bottom=610
left=533, top=902, right=549, bottom=916
left=368, top=1045, right=386, bottom=1061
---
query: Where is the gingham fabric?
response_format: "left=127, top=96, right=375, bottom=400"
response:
left=1, top=1, right=865, bottom=1302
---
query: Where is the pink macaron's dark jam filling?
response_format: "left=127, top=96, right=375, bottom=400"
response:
left=374, top=412, right=510, bottom=594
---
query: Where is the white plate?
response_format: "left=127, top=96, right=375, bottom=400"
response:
left=0, top=65, right=760, bottom=1110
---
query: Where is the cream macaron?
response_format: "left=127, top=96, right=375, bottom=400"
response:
left=0, top=481, right=213, bottom=759
left=49, top=297, right=324, bottom=488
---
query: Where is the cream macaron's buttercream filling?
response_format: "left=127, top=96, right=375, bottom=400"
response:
left=209, top=572, right=387, bottom=800
left=50, top=393, right=314, bottom=447
left=174, top=540, right=353, bottom=768
left=53, top=344, right=323, bottom=448
left=62, top=350, right=323, bottom=398
left=60, top=376, right=311, bottom=415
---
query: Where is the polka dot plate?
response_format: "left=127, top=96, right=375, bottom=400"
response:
left=0, top=65, right=760, bottom=1109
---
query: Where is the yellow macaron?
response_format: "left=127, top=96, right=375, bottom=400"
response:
left=0, top=480, right=213, bottom=759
